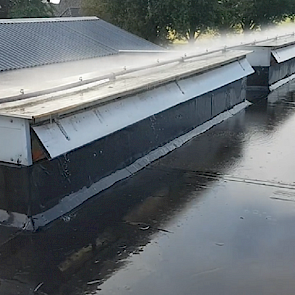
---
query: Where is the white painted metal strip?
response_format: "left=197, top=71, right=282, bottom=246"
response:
left=0, top=210, right=33, bottom=230
left=0, top=115, right=32, bottom=166
left=245, top=47, right=271, bottom=67
left=0, top=17, right=98, bottom=24
left=269, top=73, right=295, bottom=92
left=33, top=58, right=253, bottom=158
left=272, top=45, right=295, bottom=63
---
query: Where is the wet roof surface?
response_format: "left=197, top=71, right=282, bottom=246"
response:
left=0, top=17, right=161, bottom=72
left=1, top=80, right=295, bottom=294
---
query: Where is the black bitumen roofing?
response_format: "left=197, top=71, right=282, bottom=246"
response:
left=0, top=17, right=162, bottom=72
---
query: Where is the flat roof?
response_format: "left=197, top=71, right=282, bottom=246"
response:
left=0, top=53, right=172, bottom=99
left=0, top=50, right=251, bottom=120
left=247, top=34, right=295, bottom=48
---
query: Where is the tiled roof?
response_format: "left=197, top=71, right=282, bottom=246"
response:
left=0, top=17, right=162, bottom=72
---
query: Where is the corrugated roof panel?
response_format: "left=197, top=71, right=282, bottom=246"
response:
left=62, top=19, right=162, bottom=51
left=0, top=17, right=161, bottom=72
left=98, top=20, right=160, bottom=50
left=0, top=21, right=116, bottom=71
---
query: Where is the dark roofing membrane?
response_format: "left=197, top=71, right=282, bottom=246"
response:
left=0, top=17, right=162, bottom=72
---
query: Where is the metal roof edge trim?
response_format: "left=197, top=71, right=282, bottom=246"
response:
left=32, top=62, right=251, bottom=159
left=119, top=50, right=171, bottom=53
left=0, top=16, right=98, bottom=24
left=270, top=41, right=295, bottom=50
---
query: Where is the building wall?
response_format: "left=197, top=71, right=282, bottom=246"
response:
left=54, top=0, right=82, bottom=17
left=0, top=78, right=246, bottom=229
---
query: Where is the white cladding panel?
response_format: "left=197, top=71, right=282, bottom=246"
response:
left=272, top=45, right=295, bottom=63
left=246, top=47, right=271, bottom=67
left=33, top=58, right=253, bottom=158
left=0, top=116, right=32, bottom=166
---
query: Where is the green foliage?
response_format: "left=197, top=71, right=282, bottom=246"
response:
left=4, top=0, right=54, bottom=18
left=0, top=0, right=9, bottom=18
left=82, top=0, right=170, bottom=44
left=215, top=0, right=240, bottom=33
left=218, top=0, right=295, bottom=31
left=167, top=0, right=218, bottom=42
left=82, top=0, right=295, bottom=44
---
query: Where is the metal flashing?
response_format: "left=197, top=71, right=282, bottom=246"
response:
left=0, top=116, right=32, bottom=166
left=272, top=45, right=295, bottom=63
left=253, top=34, right=295, bottom=48
left=0, top=17, right=98, bottom=24
left=245, top=47, right=271, bottom=67
left=33, top=58, right=253, bottom=158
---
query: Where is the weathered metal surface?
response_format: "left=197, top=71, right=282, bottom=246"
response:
left=269, top=58, right=295, bottom=85
left=272, top=44, right=295, bottom=63
left=32, top=59, right=252, bottom=158
left=245, top=47, right=271, bottom=67
left=0, top=116, right=32, bottom=165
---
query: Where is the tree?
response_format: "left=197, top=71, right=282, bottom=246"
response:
left=0, top=0, right=9, bottom=18
left=214, top=0, right=240, bottom=34
left=82, top=0, right=295, bottom=44
left=82, top=0, right=171, bottom=44
left=0, top=0, right=54, bottom=18
left=168, top=0, right=219, bottom=43
left=229, top=0, right=295, bottom=31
